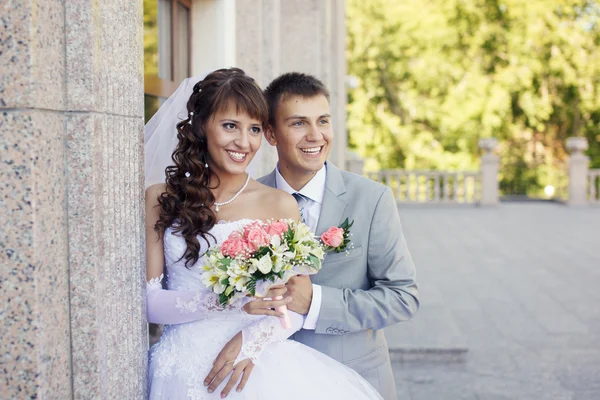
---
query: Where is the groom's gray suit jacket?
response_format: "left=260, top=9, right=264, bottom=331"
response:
left=259, top=163, right=419, bottom=400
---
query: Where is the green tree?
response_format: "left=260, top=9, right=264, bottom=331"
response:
left=144, top=0, right=159, bottom=77
left=347, top=0, right=600, bottom=196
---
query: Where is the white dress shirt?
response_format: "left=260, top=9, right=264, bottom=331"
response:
left=275, top=165, right=326, bottom=330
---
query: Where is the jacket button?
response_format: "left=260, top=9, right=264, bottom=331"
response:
left=326, top=328, right=333, bottom=333
left=333, top=329, right=339, bottom=334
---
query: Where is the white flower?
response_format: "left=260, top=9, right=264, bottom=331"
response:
left=270, top=234, right=281, bottom=248
left=295, top=243, right=312, bottom=256
left=295, top=223, right=314, bottom=243
left=252, top=254, right=273, bottom=274
left=230, top=274, right=250, bottom=291
left=208, top=253, right=221, bottom=266
left=310, top=246, right=325, bottom=260
left=248, top=261, right=258, bottom=274
left=271, top=235, right=291, bottom=254
left=227, top=259, right=250, bottom=279
left=272, top=254, right=291, bottom=273
left=214, top=281, right=227, bottom=294
left=201, top=269, right=227, bottom=294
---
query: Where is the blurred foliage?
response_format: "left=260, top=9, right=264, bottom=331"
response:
left=144, top=0, right=158, bottom=77
left=347, top=0, right=600, bottom=196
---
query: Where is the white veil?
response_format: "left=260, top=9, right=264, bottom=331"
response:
left=144, top=74, right=260, bottom=189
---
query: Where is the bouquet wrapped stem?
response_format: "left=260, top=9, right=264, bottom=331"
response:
left=273, top=296, right=291, bottom=329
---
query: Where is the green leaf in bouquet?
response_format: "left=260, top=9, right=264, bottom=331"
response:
left=219, top=258, right=231, bottom=268
left=219, top=293, right=229, bottom=307
left=247, top=278, right=257, bottom=296
left=220, top=276, right=229, bottom=286
left=256, top=246, right=271, bottom=258
left=225, top=285, right=235, bottom=296
left=307, top=254, right=321, bottom=269
left=284, top=225, right=295, bottom=243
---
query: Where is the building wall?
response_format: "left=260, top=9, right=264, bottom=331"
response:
left=1, top=1, right=147, bottom=398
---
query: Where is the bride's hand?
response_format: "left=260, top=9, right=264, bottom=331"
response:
left=204, top=332, right=254, bottom=398
left=242, top=284, right=292, bottom=316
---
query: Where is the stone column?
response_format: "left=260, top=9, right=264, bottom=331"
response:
left=236, top=0, right=282, bottom=177
left=1, top=1, right=146, bottom=398
left=346, top=151, right=365, bottom=175
left=478, top=138, right=500, bottom=206
left=566, top=137, right=590, bottom=206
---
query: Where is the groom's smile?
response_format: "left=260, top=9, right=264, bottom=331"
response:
left=267, top=94, right=333, bottom=184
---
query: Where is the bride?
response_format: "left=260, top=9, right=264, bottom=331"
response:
left=145, top=68, right=383, bottom=399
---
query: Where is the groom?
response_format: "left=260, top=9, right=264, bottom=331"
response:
left=210, top=73, right=419, bottom=399
left=264, top=73, right=418, bottom=398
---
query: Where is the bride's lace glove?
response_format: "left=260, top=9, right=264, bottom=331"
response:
left=236, top=311, right=305, bottom=364
left=146, top=275, right=247, bottom=324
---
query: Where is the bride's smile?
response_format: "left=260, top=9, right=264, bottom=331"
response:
left=204, top=100, right=263, bottom=177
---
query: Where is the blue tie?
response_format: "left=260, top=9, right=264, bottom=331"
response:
left=292, top=193, right=307, bottom=225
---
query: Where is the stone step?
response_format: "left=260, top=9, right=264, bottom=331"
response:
left=384, top=304, right=469, bottom=363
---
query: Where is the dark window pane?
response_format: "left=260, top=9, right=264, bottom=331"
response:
left=145, top=94, right=160, bottom=123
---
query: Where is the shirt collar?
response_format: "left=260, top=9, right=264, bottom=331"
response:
left=275, top=164, right=327, bottom=204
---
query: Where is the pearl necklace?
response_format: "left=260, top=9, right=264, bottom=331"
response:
left=214, top=174, right=251, bottom=212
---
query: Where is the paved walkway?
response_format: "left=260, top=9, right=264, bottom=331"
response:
left=386, top=203, right=600, bottom=400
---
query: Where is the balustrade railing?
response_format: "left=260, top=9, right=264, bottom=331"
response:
left=366, top=170, right=480, bottom=204
left=588, top=169, right=600, bottom=204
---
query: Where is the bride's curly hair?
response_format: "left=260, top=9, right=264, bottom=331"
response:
left=154, top=68, right=268, bottom=267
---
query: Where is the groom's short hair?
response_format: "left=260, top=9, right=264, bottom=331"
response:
left=264, top=72, right=330, bottom=126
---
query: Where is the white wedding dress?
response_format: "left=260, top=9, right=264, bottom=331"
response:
left=147, top=219, right=383, bottom=399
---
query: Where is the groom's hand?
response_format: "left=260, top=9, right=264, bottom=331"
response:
left=285, top=275, right=313, bottom=314
left=205, top=332, right=254, bottom=398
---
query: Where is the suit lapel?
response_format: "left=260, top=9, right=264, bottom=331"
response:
left=315, top=163, right=347, bottom=236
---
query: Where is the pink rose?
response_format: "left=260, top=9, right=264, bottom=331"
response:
left=221, top=231, right=251, bottom=258
left=321, top=227, right=345, bottom=248
left=228, top=230, right=244, bottom=241
left=243, top=221, right=263, bottom=236
left=221, top=237, right=249, bottom=258
left=266, top=220, right=289, bottom=238
left=245, top=227, right=270, bottom=252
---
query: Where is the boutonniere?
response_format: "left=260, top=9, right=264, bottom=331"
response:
left=320, top=218, right=354, bottom=253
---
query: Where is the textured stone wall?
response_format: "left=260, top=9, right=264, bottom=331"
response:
left=1, top=1, right=147, bottom=398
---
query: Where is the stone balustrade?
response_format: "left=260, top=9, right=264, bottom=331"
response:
left=588, top=169, right=600, bottom=204
left=351, top=137, right=598, bottom=207
left=366, top=170, right=480, bottom=204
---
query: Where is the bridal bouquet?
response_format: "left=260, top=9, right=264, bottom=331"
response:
left=201, top=219, right=326, bottom=328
